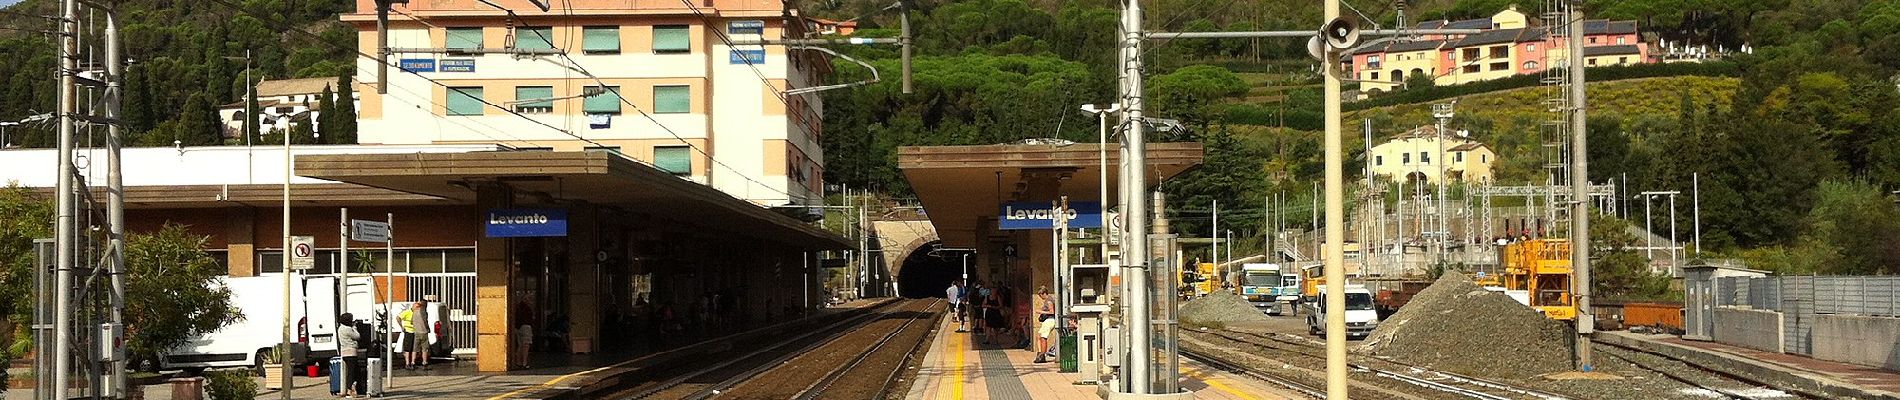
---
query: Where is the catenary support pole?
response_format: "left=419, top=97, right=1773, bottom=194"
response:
left=1121, top=0, right=1155, bottom=389
left=376, top=0, right=390, bottom=94
left=105, top=6, right=129, bottom=396
left=53, top=0, right=78, bottom=397
left=386, top=213, right=396, bottom=387
left=1567, top=0, right=1594, bottom=371
left=1322, top=0, right=1349, bottom=398
left=1692, top=173, right=1701, bottom=255
left=341, top=208, right=350, bottom=345
left=281, top=89, right=295, bottom=400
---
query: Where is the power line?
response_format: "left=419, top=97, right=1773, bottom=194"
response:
left=199, top=0, right=612, bottom=149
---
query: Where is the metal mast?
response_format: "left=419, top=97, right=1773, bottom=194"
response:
left=1120, top=0, right=1154, bottom=390
left=1565, top=0, right=1594, bottom=370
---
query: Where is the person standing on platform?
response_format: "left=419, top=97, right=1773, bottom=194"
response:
left=514, top=300, right=534, bottom=369
left=407, top=301, right=431, bottom=369
left=1032, top=286, right=1056, bottom=363
left=336, top=313, right=364, bottom=398
left=946, top=279, right=966, bottom=332
left=981, top=283, right=1004, bottom=344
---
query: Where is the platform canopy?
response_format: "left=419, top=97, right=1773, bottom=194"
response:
left=297, top=150, right=852, bottom=250
left=898, top=142, right=1204, bottom=248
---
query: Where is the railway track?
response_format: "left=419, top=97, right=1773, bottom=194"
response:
left=1194, top=328, right=1571, bottom=400
left=1179, top=347, right=1326, bottom=399
left=620, top=299, right=943, bottom=399
left=610, top=299, right=931, bottom=399
left=1593, top=341, right=1808, bottom=400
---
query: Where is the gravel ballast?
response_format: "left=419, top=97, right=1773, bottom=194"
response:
left=1357, top=271, right=1572, bottom=379
left=1178, top=292, right=1271, bottom=328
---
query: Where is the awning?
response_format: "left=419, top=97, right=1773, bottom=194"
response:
left=296, top=150, right=851, bottom=250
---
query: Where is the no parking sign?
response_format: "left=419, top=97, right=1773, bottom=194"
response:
left=289, top=236, right=315, bottom=270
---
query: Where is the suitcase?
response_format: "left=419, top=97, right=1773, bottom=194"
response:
left=365, top=357, right=386, bottom=396
left=328, top=357, right=348, bottom=395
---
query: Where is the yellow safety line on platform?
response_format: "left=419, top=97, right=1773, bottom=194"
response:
left=1182, top=365, right=1264, bottom=400
left=948, top=315, right=967, bottom=400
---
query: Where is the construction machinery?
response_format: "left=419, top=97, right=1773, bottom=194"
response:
left=1236, top=263, right=1301, bottom=315
left=1179, top=262, right=1219, bottom=298
left=1499, top=239, right=1576, bottom=320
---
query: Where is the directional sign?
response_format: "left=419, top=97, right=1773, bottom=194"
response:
left=289, top=236, right=316, bottom=270
left=350, top=220, right=391, bottom=242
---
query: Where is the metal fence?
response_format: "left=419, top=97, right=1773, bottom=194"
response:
left=1712, top=275, right=1900, bottom=355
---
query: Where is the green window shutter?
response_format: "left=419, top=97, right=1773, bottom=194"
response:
left=654, top=146, right=691, bottom=175
left=583, top=26, right=620, bottom=53
left=653, top=85, right=690, bottom=114
left=653, top=25, right=690, bottom=53
left=446, top=87, right=484, bottom=116
left=517, top=27, right=555, bottom=50
left=584, top=86, right=622, bottom=114
left=515, top=86, right=553, bottom=112
left=446, top=28, right=483, bottom=49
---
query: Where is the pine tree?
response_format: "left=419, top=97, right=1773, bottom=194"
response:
left=123, top=65, right=156, bottom=136
left=317, top=85, right=337, bottom=143
left=245, top=87, right=261, bottom=145
left=177, top=94, right=221, bottom=146
left=331, top=70, right=358, bottom=144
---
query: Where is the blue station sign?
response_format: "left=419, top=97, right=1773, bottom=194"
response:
left=730, top=49, right=766, bottom=64
left=398, top=58, right=436, bottom=73
left=440, top=59, right=476, bottom=72
left=485, top=209, right=568, bottom=238
left=998, top=201, right=1102, bottom=230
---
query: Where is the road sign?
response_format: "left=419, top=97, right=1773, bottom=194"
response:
left=350, top=220, right=391, bottom=242
left=289, top=236, right=315, bottom=270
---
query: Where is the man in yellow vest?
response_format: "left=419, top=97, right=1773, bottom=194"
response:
left=398, top=302, right=429, bottom=369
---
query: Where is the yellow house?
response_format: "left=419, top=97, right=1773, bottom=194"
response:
left=1368, top=126, right=1498, bottom=184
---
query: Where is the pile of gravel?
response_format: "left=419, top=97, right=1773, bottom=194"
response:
left=1177, top=292, right=1270, bottom=328
left=1357, top=271, right=1572, bottom=378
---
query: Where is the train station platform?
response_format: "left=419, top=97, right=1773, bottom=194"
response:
left=905, top=313, right=1299, bottom=400
left=1600, top=331, right=1900, bottom=400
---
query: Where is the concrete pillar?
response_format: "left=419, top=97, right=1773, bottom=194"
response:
left=226, top=207, right=257, bottom=277
left=566, top=205, right=600, bottom=354
left=474, top=183, right=514, bottom=371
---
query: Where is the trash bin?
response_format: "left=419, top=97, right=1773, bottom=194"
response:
left=1058, top=330, right=1078, bottom=373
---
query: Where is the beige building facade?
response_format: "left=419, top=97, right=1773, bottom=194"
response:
left=1368, top=126, right=1497, bottom=184
left=342, top=0, right=830, bottom=206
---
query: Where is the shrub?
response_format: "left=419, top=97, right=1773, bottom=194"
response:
left=1346, top=61, right=1742, bottom=111
left=205, top=370, right=258, bottom=400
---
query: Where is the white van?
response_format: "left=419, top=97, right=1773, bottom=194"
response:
left=1303, top=284, right=1380, bottom=338
left=304, top=276, right=379, bottom=361
left=373, top=300, right=452, bottom=358
left=160, top=276, right=307, bottom=375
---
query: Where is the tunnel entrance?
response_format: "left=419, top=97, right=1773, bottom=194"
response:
left=897, top=240, right=966, bottom=298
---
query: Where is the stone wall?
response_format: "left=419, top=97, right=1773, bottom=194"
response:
left=1810, top=314, right=1900, bottom=370
left=1712, top=307, right=1784, bottom=353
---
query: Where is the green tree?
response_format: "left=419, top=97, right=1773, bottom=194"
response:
left=124, top=224, right=242, bottom=363
left=330, top=71, right=358, bottom=144
left=1590, top=214, right=1673, bottom=301
left=177, top=93, right=223, bottom=146
left=1799, top=180, right=1900, bottom=275
left=317, top=85, right=337, bottom=144
left=1148, top=65, right=1248, bottom=127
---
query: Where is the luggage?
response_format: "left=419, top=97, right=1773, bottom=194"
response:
left=328, top=357, right=348, bottom=395
left=365, top=357, right=386, bottom=396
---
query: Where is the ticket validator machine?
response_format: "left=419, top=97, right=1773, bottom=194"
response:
left=1069, top=263, right=1111, bottom=384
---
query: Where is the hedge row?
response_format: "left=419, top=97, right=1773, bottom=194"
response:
left=1344, top=61, right=1742, bottom=111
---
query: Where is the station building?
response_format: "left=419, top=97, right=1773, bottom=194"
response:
left=1, top=0, right=856, bottom=373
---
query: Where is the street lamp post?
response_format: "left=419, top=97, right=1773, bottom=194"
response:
left=223, top=51, right=253, bottom=147
left=1082, top=103, right=1121, bottom=261
left=0, top=121, right=16, bottom=148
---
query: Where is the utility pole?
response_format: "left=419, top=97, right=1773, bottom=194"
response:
left=1567, top=0, right=1594, bottom=371
left=1211, top=199, right=1219, bottom=281
left=1692, top=173, right=1701, bottom=255
left=1321, top=1, right=1350, bottom=398
left=52, top=0, right=78, bottom=397
left=1119, top=0, right=1156, bottom=390
left=105, top=6, right=129, bottom=395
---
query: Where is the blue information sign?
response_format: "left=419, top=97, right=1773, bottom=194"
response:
left=485, top=209, right=568, bottom=237
left=398, top=58, right=436, bottom=73
left=730, top=50, right=766, bottom=64
left=998, top=201, right=1103, bottom=230
left=440, top=59, right=476, bottom=72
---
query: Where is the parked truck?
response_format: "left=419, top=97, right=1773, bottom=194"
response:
left=1236, top=263, right=1301, bottom=315
left=161, top=275, right=380, bottom=375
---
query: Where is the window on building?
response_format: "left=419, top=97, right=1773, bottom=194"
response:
left=1528, top=43, right=1537, bottom=52
left=1588, top=37, right=1598, bottom=44
left=1489, top=61, right=1508, bottom=71
left=514, top=86, right=554, bottom=113
left=447, top=27, right=483, bottom=51
left=653, top=25, right=691, bottom=54
left=653, top=85, right=690, bottom=114
left=583, top=26, right=620, bottom=54
left=1376, top=155, right=1383, bottom=166
left=1456, top=152, right=1464, bottom=162
left=516, top=27, right=555, bottom=50
left=1463, top=64, right=1481, bottom=73
left=1489, top=45, right=1507, bottom=59
left=1420, top=152, right=1431, bottom=164
left=1402, top=153, right=1411, bottom=164
left=446, top=87, right=484, bottom=116
left=1369, top=71, right=1380, bottom=81
left=1588, top=58, right=1598, bottom=66
left=1462, top=48, right=1480, bottom=60
left=1367, top=55, right=1382, bottom=69
left=654, top=146, right=691, bottom=175
left=1617, top=37, right=1627, bottom=45
left=231, top=111, right=245, bottom=122
left=1482, top=154, right=1488, bottom=163
left=1618, top=56, right=1629, bottom=64
left=1391, top=70, right=1402, bottom=82
left=1524, top=61, right=1539, bottom=70
left=583, top=86, right=622, bottom=115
